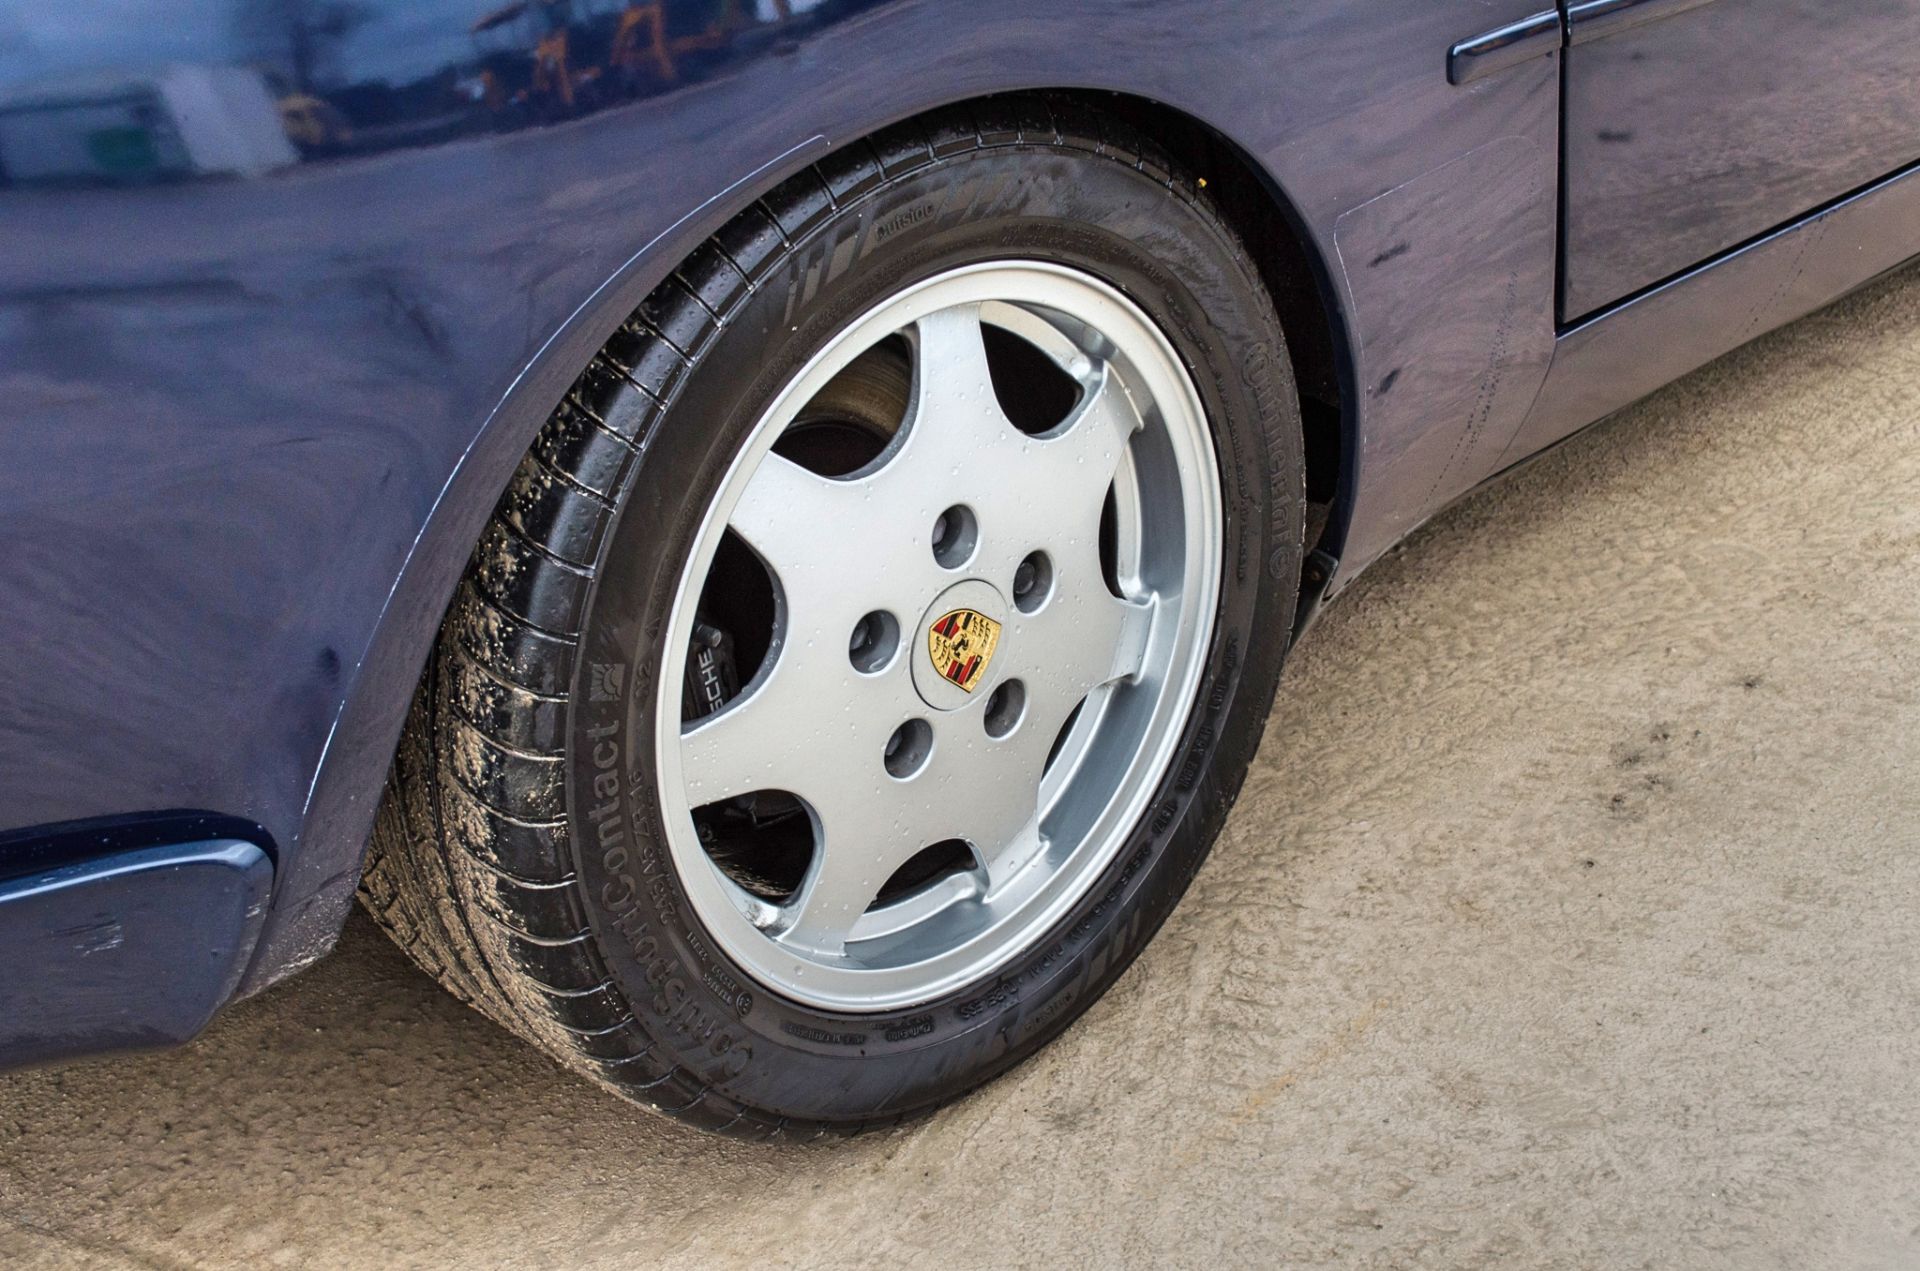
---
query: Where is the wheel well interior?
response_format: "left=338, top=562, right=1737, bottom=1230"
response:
left=1058, top=91, right=1352, bottom=560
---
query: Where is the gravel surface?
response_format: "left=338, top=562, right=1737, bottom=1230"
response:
left=3, top=266, right=1917, bottom=1271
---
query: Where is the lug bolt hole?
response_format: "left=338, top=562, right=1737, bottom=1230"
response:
left=931, top=504, right=978, bottom=569
left=848, top=610, right=900, bottom=673
left=1012, top=550, right=1053, bottom=613
left=884, top=719, right=934, bottom=779
left=984, top=679, right=1026, bottom=739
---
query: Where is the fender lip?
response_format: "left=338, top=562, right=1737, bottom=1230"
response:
left=0, top=838, right=272, bottom=1072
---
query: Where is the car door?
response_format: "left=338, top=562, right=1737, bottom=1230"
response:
left=1560, top=0, right=1920, bottom=319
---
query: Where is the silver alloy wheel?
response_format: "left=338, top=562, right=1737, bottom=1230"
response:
left=654, top=262, right=1221, bottom=1012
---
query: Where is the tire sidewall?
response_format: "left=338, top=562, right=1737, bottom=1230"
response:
left=567, top=145, right=1303, bottom=1122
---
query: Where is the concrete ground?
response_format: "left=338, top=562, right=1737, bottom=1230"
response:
left=4, top=265, right=1918, bottom=1271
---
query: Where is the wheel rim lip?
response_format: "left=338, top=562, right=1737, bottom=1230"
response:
left=652, top=261, right=1222, bottom=1013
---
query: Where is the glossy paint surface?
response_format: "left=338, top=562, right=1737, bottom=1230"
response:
left=1561, top=0, right=1920, bottom=317
left=1509, top=159, right=1920, bottom=465
left=0, top=839, right=270, bottom=1067
left=0, top=0, right=1914, bottom=1064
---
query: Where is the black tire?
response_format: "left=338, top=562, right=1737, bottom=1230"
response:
left=361, top=94, right=1305, bottom=1138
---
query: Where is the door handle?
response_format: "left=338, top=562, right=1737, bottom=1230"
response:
left=1448, top=10, right=1563, bottom=85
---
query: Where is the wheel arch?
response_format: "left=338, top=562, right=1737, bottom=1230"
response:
left=257, top=86, right=1357, bottom=997
left=1082, top=91, right=1352, bottom=535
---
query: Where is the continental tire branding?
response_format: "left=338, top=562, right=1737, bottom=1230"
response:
left=585, top=718, right=754, bottom=1079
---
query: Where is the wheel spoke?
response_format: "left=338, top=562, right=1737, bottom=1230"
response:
left=725, top=451, right=862, bottom=598
left=1026, top=365, right=1141, bottom=506
left=1058, top=363, right=1142, bottom=454
left=679, top=680, right=804, bottom=807
left=958, top=362, right=1145, bottom=593
left=976, top=812, right=1044, bottom=900
left=925, top=716, right=1052, bottom=876
left=1106, top=592, right=1158, bottom=687
left=858, top=304, right=1022, bottom=507
left=679, top=630, right=915, bottom=808
left=691, top=678, right=948, bottom=956
left=781, top=708, right=1058, bottom=951
left=776, top=769, right=959, bottom=954
left=1023, top=586, right=1157, bottom=700
left=910, top=304, right=1002, bottom=428
left=778, top=829, right=897, bottom=956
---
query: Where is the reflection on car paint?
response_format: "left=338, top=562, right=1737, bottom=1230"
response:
left=0, top=1, right=878, bottom=185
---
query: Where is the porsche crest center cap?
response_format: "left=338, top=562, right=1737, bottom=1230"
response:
left=912, top=578, right=1007, bottom=711
left=927, top=607, right=1000, bottom=693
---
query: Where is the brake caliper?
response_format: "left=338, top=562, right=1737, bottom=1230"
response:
left=683, top=618, right=740, bottom=722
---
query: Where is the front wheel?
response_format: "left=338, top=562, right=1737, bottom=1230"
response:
left=362, top=98, right=1305, bottom=1137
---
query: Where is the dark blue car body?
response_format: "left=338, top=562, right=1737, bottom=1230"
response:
left=3, top=0, right=1916, bottom=1067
